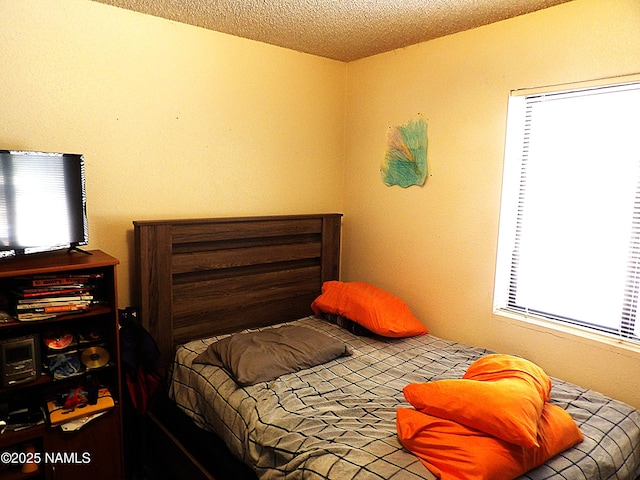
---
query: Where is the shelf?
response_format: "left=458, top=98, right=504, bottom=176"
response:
left=0, top=251, right=119, bottom=278
left=0, top=424, right=47, bottom=450
left=0, top=364, right=119, bottom=396
left=0, top=305, right=114, bottom=331
left=0, top=373, right=51, bottom=394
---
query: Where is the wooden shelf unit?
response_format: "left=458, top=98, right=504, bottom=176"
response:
left=0, top=250, right=123, bottom=480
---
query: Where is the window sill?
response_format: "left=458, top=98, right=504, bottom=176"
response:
left=493, top=307, right=640, bottom=357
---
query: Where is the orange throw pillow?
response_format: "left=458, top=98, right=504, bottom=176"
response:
left=403, top=355, right=552, bottom=448
left=311, top=281, right=428, bottom=338
left=396, top=403, right=583, bottom=480
left=463, top=354, right=552, bottom=402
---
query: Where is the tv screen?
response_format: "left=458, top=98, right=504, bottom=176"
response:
left=0, top=150, right=88, bottom=257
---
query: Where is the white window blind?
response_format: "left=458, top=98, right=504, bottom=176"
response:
left=494, top=79, right=640, bottom=343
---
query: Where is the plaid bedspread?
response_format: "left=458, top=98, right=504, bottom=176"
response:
left=168, top=316, right=640, bottom=480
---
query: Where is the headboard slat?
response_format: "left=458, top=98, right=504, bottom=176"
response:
left=172, top=295, right=316, bottom=346
left=171, top=242, right=322, bottom=274
left=173, top=266, right=322, bottom=311
left=171, top=218, right=323, bottom=244
left=173, top=268, right=321, bottom=320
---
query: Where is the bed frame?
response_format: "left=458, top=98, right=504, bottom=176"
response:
left=130, top=214, right=342, bottom=479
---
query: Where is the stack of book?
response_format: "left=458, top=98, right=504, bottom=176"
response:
left=11, top=273, right=102, bottom=321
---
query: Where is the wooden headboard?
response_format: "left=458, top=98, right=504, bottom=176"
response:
left=133, top=214, right=342, bottom=373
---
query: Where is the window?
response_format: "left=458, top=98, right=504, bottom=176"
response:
left=494, top=77, right=640, bottom=345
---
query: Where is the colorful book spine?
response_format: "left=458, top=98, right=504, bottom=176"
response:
left=10, top=274, right=103, bottom=321
left=16, top=301, right=92, bottom=311
left=17, top=303, right=90, bottom=313
left=16, top=295, right=94, bottom=305
left=21, top=273, right=103, bottom=287
left=14, top=287, right=95, bottom=298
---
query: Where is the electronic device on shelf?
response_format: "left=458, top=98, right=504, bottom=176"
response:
left=0, top=150, right=88, bottom=258
left=0, top=334, right=41, bottom=387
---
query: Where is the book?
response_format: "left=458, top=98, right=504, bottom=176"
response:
left=12, top=286, right=96, bottom=298
left=17, top=273, right=103, bottom=287
left=31, top=278, right=93, bottom=287
left=14, top=313, right=58, bottom=321
left=16, top=305, right=91, bottom=321
left=16, top=298, right=92, bottom=308
left=16, top=303, right=91, bottom=315
left=17, top=295, right=94, bottom=305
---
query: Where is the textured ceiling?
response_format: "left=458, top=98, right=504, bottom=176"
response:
left=91, top=0, right=572, bottom=62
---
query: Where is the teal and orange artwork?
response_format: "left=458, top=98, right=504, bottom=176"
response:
left=381, top=117, right=427, bottom=187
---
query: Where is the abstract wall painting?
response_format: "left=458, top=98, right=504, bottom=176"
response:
left=381, top=117, right=428, bottom=187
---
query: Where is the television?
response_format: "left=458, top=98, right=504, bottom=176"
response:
left=0, top=150, right=88, bottom=258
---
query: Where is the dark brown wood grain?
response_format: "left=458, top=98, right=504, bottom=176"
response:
left=133, top=214, right=342, bottom=374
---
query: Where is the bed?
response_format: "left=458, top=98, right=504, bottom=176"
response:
left=133, top=214, right=640, bottom=480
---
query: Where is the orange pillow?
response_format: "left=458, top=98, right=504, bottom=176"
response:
left=403, top=355, right=552, bottom=447
left=311, top=281, right=428, bottom=338
left=396, top=403, right=583, bottom=480
left=463, top=354, right=552, bottom=402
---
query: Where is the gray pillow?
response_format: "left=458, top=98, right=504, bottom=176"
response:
left=193, top=325, right=351, bottom=386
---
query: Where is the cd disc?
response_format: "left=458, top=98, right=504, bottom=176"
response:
left=86, top=330, right=102, bottom=341
left=78, top=328, right=102, bottom=343
left=44, top=331, right=74, bottom=350
left=81, top=346, right=110, bottom=369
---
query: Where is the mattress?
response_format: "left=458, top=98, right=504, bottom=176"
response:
left=168, top=316, right=640, bottom=480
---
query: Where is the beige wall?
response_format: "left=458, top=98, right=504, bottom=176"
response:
left=343, top=0, right=640, bottom=409
left=2, top=0, right=640, bottom=409
left=0, top=0, right=346, bottom=306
